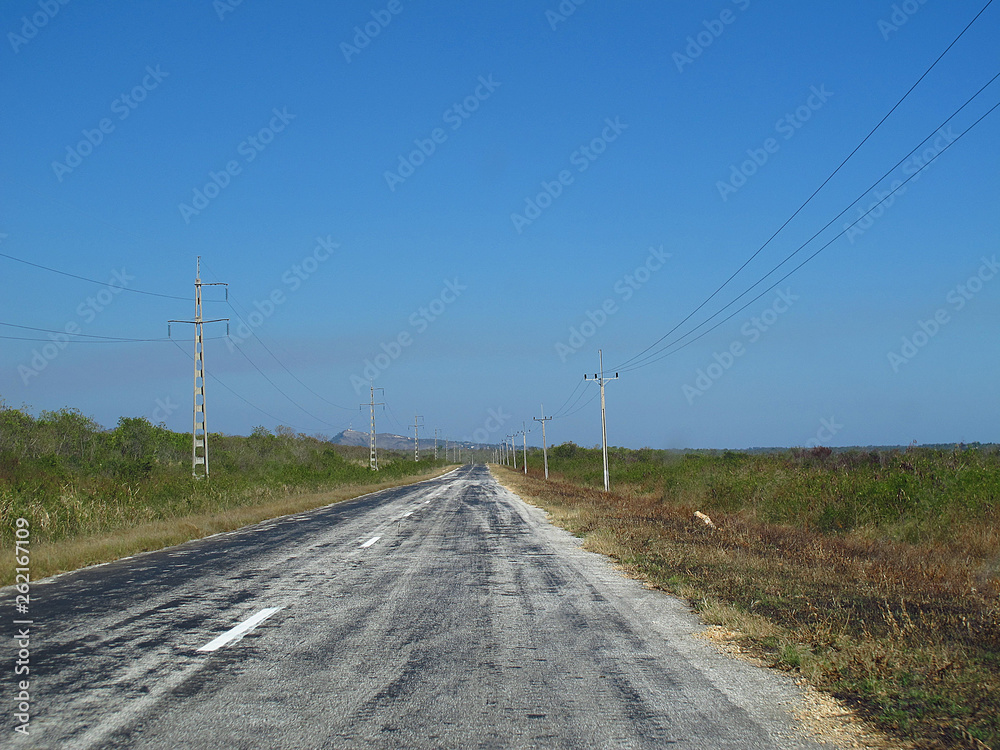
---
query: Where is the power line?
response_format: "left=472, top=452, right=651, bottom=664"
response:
left=613, top=0, right=996, bottom=373
left=384, top=400, right=409, bottom=433
left=169, top=338, right=312, bottom=433
left=227, top=338, right=348, bottom=431
left=553, top=381, right=591, bottom=420
left=195, top=259, right=355, bottom=414
left=224, top=299, right=354, bottom=412
left=620, top=98, right=1000, bottom=373
left=0, top=323, right=174, bottom=343
left=619, top=78, right=1000, bottom=373
left=550, top=378, right=584, bottom=418
left=0, top=251, right=190, bottom=300
left=0, top=321, right=175, bottom=341
left=558, top=390, right=599, bottom=420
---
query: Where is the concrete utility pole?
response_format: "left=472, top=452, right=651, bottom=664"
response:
left=168, top=257, right=227, bottom=479
left=533, top=404, right=552, bottom=480
left=434, top=428, right=439, bottom=460
left=584, top=348, right=618, bottom=492
left=509, top=434, right=517, bottom=470
left=411, top=415, right=424, bottom=461
left=521, top=421, right=530, bottom=475
left=360, top=382, right=384, bottom=470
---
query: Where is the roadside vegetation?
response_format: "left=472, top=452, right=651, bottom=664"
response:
left=496, top=443, right=1000, bottom=750
left=0, top=401, right=450, bottom=583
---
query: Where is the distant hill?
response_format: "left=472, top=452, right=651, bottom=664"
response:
left=329, top=429, right=495, bottom=453
left=331, top=429, right=412, bottom=451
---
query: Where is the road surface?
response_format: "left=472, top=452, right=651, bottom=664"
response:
left=6, top=465, right=839, bottom=749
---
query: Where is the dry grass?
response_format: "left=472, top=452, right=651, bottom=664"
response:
left=10, top=466, right=457, bottom=585
left=493, top=464, right=1000, bottom=750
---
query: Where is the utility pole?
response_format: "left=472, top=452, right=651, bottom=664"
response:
left=584, top=348, right=618, bottom=492
left=434, top=428, right=439, bottom=460
left=411, top=414, right=424, bottom=461
left=168, top=257, right=227, bottom=479
left=508, top=434, right=517, bottom=470
left=521, top=421, right=529, bottom=475
left=534, top=404, right=552, bottom=479
left=360, top=381, right=384, bottom=470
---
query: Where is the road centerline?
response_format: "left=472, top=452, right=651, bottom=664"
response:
left=196, top=606, right=284, bottom=653
left=360, top=536, right=381, bottom=549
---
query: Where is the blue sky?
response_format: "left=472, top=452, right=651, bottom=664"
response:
left=2, top=0, right=998, bottom=449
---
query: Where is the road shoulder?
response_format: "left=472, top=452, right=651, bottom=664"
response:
left=489, top=464, right=903, bottom=750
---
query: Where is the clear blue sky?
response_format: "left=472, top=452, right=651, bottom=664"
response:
left=2, top=0, right=998, bottom=449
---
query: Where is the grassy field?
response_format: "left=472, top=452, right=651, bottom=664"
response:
left=497, top=443, right=1000, bottom=750
left=1, top=403, right=452, bottom=583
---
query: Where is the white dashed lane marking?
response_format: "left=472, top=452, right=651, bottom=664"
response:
left=360, top=536, right=380, bottom=549
left=197, top=607, right=284, bottom=653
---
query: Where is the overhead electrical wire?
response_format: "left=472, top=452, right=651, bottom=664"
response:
left=550, top=379, right=585, bottom=419
left=540, top=1, right=997, bottom=424
left=612, top=0, right=995, bottom=374
left=0, top=251, right=190, bottom=300
left=0, top=334, right=170, bottom=344
left=169, top=338, right=314, bottom=433
left=383, top=401, right=410, bottom=434
left=0, top=321, right=172, bottom=342
left=225, top=337, right=349, bottom=431
left=224, top=298, right=355, bottom=412
left=618, top=75, right=1000, bottom=373
left=195, top=258, right=356, bottom=414
left=552, top=380, right=592, bottom=420
left=619, top=98, right=1000, bottom=373
left=559, top=391, right=599, bottom=420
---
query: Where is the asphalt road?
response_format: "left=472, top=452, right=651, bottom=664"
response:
left=5, top=465, right=840, bottom=749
